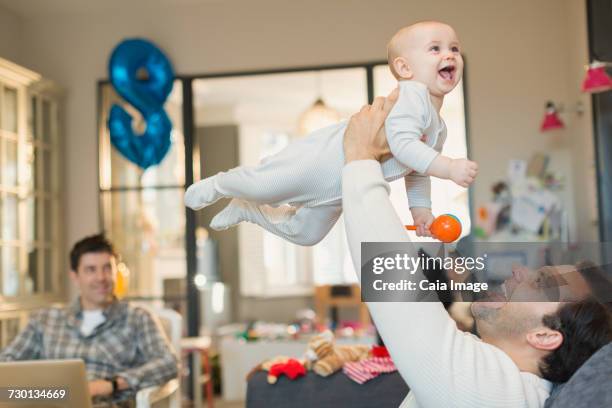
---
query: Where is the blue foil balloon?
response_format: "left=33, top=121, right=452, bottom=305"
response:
left=108, top=38, right=174, bottom=169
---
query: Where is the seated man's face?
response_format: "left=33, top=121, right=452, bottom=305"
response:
left=70, top=251, right=117, bottom=309
left=471, top=265, right=589, bottom=337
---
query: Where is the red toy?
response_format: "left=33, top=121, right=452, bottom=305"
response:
left=540, top=101, right=564, bottom=132
left=371, top=345, right=390, bottom=358
left=268, top=358, right=306, bottom=383
left=405, top=214, right=462, bottom=243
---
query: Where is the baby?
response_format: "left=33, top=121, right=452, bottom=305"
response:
left=185, top=21, right=478, bottom=245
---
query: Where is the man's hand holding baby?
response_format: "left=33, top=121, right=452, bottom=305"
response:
left=343, top=90, right=399, bottom=163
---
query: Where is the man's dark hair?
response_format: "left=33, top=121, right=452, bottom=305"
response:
left=540, top=297, right=612, bottom=383
left=575, top=260, right=612, bottom=306
left=69, top=233, right=117, bottom=272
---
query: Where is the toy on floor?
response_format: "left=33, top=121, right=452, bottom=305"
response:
left=405, top=213, right=462, bottom=243
left=305, top=331, right=370, bottom=377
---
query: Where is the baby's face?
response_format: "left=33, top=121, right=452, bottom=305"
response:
left=396, top=23, right=464, bottom=97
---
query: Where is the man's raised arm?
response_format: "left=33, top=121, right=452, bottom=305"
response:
left=341, top=94, right=533, bottom=408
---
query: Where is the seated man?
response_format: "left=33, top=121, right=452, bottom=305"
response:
left=341, top=92, right=612, bottom=407
left=0, top=234, right=178, bottom=407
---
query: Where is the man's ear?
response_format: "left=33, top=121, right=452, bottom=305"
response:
left=69, top=270, right=78, bottom=283
left=392, top=57, right=413, bottom=80
left=525, top=328, right=563, bottom=351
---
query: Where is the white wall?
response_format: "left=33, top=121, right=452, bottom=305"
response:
left=0, top=4, right=23, bottom=63
left=12, top=0, right=597, bottom=269
left=564, top=0, right=599, bottom=241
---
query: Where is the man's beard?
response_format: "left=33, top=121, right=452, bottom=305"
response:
left=472, top=301, right=543, bottom=338
left=472, top=303, right=501, bottom=323
left=471, top=282, right=506, bottom=323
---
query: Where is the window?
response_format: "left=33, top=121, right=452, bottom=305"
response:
left=98, top=81, right=186, bottom=298
left=311, top=65, right=470, bottom=287
left=0, top=59, right=63, bottom=310
left=373, top=65, right=472, bottom=239
left=98, top=63, right=471, bottom=302
left=193, top=68, right=368, bottom=297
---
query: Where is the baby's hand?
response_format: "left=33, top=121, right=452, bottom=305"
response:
left=410, top=207, right=434, bottom=237
left=449, top=158, right=478, bottom=187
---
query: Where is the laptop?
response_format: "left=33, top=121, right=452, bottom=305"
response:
left=0, top=359, right=92, bottom=408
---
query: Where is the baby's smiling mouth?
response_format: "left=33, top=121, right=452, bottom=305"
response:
left=438, top=66, right=455, bottom=81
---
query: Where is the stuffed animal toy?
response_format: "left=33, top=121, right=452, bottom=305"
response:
left=305, top=330, right=370, bottom=377
left=304, top=330, right=334, bottom=368
left=247, top=355, right=307, bottom=384
left=268, top=358, right=306, bottom=383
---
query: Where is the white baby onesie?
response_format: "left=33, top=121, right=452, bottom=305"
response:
left=184, top=80, right=446, bottom=245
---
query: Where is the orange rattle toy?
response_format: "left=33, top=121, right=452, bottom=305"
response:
left=405, top=214, right=462, bottom=243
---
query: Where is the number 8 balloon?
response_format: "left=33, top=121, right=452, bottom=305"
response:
left=108, top=38, right=175, bottom=170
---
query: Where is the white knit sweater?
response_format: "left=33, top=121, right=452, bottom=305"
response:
left=341, top=160, right=552, bottom=408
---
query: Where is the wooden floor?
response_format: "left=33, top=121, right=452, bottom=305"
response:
left=182, top=398, right=245, bottom=408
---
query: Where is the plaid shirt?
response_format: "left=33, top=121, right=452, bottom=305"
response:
left=0, top=297, right=178, bottom=399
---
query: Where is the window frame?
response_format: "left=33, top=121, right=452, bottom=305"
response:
left=97, top=59, right=472, bottom=333
left=0, top=57, right=64, bottom=314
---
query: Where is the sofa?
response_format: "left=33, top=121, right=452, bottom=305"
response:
left=545, top=342, right=612, bottom=408
left=246, top=342, right=612, bottom=408
left=246, top=370, right=408, bottom=408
